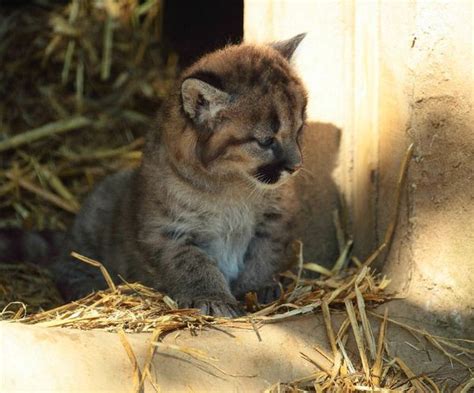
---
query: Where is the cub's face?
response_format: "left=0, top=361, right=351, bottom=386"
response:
left=192, top=89, right=306, bottom=189
left=177, top=35, right=308, bottom=189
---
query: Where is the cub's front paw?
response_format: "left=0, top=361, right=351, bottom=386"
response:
left=195, top=299, right=245, bottom=318
left=178, top=296, right=245, bottom=318
left=256, top=282, right=282, bottom=304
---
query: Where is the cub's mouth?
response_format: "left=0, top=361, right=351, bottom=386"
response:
left=254, top=162, right=285, bottom=185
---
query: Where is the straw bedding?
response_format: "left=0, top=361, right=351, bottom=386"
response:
left=0, top=1, right=472, bottom=392
left=3, top=248, right=473, bottom=392
left=0, top=0, right=174, bottom=230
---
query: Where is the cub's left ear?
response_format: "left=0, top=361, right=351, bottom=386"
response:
left=181, top=78, right=231, bottom=129
left=271, top=33, right=306, bottom=61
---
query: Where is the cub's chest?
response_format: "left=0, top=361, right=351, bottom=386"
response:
left=203, top=205, right=255, bottom=283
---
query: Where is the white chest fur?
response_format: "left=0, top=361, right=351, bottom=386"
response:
left=204, top=203, right=255, bottom=283
left=167, top=182, right=258, bottom=283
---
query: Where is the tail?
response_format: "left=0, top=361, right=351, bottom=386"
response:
left=0, top=228, right=65, bottom=267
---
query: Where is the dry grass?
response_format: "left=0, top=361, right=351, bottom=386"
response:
left=0, top=2, right=472, bottom=392
left=0, top=262, right=62, bottom=314
left=0, top=0, right=175, bottom=231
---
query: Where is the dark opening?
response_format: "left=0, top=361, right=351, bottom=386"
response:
left=163, top=0, right=244, bottom=68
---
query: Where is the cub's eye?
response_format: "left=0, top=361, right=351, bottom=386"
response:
left=256, top=137, right=275, bottom=148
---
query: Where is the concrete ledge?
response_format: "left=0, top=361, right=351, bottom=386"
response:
left=0, top=317, right=332, bottom=392
left=2, top=307, right=470, bottom=392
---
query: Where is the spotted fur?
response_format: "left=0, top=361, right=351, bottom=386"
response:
left=53, top=34, right=308, bottom=317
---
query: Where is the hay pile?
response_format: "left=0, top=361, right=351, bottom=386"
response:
left=0, top=262, right=62, bottom=314
left=0, top=0, right=174, bottom=231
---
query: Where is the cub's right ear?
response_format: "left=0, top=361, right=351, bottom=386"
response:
left=271, top=33, right=306, bottom=61
left=181, top=78, right=230, bottom=129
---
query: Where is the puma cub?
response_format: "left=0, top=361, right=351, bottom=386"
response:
left=53, top=34, right=308, bottom=317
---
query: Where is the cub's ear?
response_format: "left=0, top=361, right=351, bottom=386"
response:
left=271, top=33, right=306, bottom=61
left=181, top=78, right=230, bottom=129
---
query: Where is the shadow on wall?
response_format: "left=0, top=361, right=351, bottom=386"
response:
left=293, top=122, right=342, bottom=267
left=377, top=95, right=474, bottom=336
left=292, top=114, right=473, bottom=366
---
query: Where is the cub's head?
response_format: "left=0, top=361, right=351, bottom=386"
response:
left=170, top=34, right=308, bottom=189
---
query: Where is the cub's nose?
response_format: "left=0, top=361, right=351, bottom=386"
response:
left=284, top=163, right=302, bottom=174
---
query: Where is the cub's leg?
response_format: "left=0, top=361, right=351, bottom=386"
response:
left=232, top=221, right=291, bottom=304
left=156, top=244, right=244, bottom=317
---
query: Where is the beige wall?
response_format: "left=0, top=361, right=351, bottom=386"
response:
left=245, top=0, right=473, bottom=333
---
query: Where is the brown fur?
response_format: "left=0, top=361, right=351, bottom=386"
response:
left=164, top=43, right=307, bottom=184
left=52, top=35, right=308, bottom=317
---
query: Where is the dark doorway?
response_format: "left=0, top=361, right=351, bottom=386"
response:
left=163, top=0, right=244, bottom=68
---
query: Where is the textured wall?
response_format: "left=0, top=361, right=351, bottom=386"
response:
left=245, top=0, right=473, bottom=333
left=379, top=1, right=474, bottom=334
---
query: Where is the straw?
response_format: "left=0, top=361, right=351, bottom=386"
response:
left=0, top=117, right=92, bottom=153
left=71, top=251, right=117, bottom=292
left=0, top=0, right=174, bottom=231
left=118, top=328, right=144, bottom=393
left=345, top=298, right=370, bottom=380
